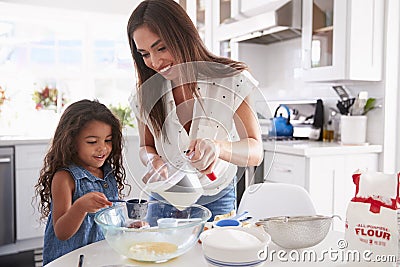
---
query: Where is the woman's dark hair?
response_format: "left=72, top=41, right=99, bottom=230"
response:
left=34, top=99, right=130, bottom=221
left=127, top=0, right=248, bottom=137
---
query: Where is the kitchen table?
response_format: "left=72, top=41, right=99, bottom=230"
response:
left=43, top=231, right=362, bottom=267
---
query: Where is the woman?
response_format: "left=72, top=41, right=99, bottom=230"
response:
left=127, top=0, right=263, bottom=219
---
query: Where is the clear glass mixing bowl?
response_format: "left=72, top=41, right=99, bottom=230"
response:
left=94, top=200, right=211, bottom=263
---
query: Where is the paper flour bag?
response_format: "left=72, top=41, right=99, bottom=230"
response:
left=345, top=171, right=399, bottom=266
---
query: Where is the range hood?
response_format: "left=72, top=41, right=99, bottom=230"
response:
left=217, top=0, right=302, bottom=45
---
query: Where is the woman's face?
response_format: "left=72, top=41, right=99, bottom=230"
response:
left=75, top=120, right=113, bottom=175
left=133, top=25, right=178, bottom=81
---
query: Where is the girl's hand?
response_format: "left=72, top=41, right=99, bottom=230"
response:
left=142, top=156, right=168, bottom=184
left=75, top=192, right=112, bottom=213
left=187, top=138, right=220, bottom=174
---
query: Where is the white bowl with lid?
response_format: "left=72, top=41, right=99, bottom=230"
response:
left=200, top=227, right=271, bottom=267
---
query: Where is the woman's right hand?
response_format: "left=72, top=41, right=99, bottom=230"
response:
left=142, top=156, right=168, bottom=184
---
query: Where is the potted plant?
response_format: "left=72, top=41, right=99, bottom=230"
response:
left=108, top=104, right=135, bottom=129
left=362, top=98, right=379, bottom=115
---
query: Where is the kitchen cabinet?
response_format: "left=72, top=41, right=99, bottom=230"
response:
left=0, top=147, right=15, bottom=246
left=231, top=0, right=293, bottom=17
left=263, top=151, right=307, bottom=187
left=263, top=141, right=382, bottom=232
left=307, top=153, right=378, bottom=231
left=210, top=0, right=233, bottom=55
left=301, top=0, right=384, bottom=81
left=177, top=0, right=213, bottom=50
left=15, top=143, right=49, bottom=240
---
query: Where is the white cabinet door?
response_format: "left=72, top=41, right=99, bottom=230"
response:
left=15, top=144, right=49, bottom=240
left=308, top=153, right=379, bottom=232
left=308, top=155, right=340, bottom=219
left=236, top=0, right=291, bottom=17
left=263, top=151, right=307, bottom=188
left=264, top=147, right=380, bottom=232
left=177, top=0, right=213, bottom=50
left=302, top=0, right=384, bottom=81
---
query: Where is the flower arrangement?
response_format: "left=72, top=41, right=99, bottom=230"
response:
left=109, top=104, right=135, bottom=128
left=0, top=86, right=7, bottom=107
left=32, top=85, right=66, bottom=111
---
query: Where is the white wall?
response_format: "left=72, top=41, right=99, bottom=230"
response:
left=384, top=0, right=400, bottom=173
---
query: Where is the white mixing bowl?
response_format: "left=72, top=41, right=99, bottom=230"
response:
left=200, top=227, right=271, bottom=267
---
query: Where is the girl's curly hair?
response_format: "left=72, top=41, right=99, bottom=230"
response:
left=34, top=99, right=131, bottom=221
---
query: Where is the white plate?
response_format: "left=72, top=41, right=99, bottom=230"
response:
left=204, top=255, right=265, bottom=267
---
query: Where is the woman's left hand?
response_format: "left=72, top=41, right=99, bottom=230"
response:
left=187, top=138, right=220, bottom=174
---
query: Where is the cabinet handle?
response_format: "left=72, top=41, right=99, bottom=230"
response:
left=272, top=166, right=292, bottom=173
left=0, top=157, right=11, bottom=163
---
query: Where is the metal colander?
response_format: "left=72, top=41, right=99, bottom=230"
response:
left=255, top=215, right=338, bottom=249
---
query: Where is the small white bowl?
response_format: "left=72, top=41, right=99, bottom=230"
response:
left=200, top=227, right=271, bottom=267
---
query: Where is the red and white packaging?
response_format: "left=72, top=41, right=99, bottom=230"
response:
left=345, top=171, right=399, bottom=266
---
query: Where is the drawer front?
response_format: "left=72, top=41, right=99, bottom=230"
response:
left=15, top=144, right=48, bottom=170
left=263, top=151, right=307, bottom=188
left=16, top=168, right=45, bottom=240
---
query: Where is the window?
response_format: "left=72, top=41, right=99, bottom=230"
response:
left=0, top=3, right=135, bottom=136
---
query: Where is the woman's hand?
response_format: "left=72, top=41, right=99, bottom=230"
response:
left=142, top=156, right=168, bottom=183
left=75, top=192, right=112, bottom=213
left=187, top=138, right=220, bottom=174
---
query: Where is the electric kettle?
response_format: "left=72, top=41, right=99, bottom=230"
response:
left=269, top=104, right=294, bottom=137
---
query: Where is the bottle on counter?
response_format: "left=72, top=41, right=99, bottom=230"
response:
left=323, top=108, right=340, bottom=142
left=326, top=108, right=341, bottom=142
left=322, top=121, right=334, bottom=142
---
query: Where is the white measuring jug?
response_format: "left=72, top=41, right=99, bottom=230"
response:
left=144, top=159, right=204, bottom=211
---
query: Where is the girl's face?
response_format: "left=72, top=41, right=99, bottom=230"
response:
left=133, top=25, right=179, bottom=81
left=76, top=120, right=113, bottom=174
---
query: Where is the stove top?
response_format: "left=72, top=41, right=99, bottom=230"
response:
left=262, top=135, right=309, bottom=142
left=259, top=99, right=323, bottom=141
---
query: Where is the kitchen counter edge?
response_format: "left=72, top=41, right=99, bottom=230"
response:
left=0, top=134, right=139, bottom=147
left=263, top=141, right=383, bottom=157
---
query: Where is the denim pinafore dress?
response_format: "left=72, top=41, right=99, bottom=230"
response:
left=42, top=164, right=118, bottom=266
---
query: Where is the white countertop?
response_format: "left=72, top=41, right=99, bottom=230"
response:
left=0, top=136, right=51, bottom=146
left=0, top=136, right=383, bottom=158
left=263, top=140, right=382, bottom=157
left=44, top=230, right=347, bottom=267
left=0, top=134, right=139, bottom=146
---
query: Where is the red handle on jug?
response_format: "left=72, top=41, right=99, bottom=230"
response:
left=206, top=172, right=217, bottom=181
left=186, top=149, right=217, bottom=181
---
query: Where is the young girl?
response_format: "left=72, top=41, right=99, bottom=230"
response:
left=35, top=99, right=130, bottom=265
left=127, top=0, right=263, bottom=220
